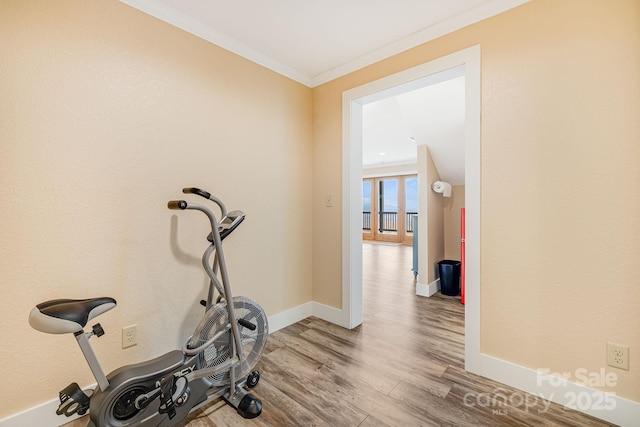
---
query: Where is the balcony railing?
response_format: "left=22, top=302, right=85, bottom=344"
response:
left=363, top=211, right=372, bottom=231
left=406, top=212, right=417, bottom=232
left=363, top=212, right=417, bottom=233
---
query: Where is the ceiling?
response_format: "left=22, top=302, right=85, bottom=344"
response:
left=119, top=0, right=528, bottom=184
left=363, top=74, right=466, bottom=184
left=120, top=0, right=528, bottom=87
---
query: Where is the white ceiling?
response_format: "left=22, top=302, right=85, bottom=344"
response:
left=363, top=74, right=466, bottom=184
left=119, top=0, right=528, bottom=184
left=120, top=0, right=528, bottom=87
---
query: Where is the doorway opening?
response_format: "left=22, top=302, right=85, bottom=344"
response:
left=341, top=46, right=481, bottom=374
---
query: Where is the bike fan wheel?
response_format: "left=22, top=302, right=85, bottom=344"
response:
left=189, top=296, right=268, bottom=386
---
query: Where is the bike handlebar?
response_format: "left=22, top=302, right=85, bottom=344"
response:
left=167, top=200, right=188, bottom=210
left=183, top=187, right=211, bottom=200
left=177, top=188, right=227, bottom=218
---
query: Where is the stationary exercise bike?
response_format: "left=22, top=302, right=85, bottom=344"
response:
left=29, top=188, right=268, bottom=426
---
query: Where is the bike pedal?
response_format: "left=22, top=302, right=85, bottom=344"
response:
left=158, top=376, right=177, bottom=420
left=56, top=382, right=92, bottom=417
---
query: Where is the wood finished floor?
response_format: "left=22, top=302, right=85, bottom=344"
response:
left=65, top=242, right=614, bottom=426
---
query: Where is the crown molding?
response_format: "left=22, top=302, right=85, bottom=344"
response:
left=120, top=0, right=529, bottom=88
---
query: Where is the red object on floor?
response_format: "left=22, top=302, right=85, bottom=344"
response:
left=460, top=208, right=466, bottom=304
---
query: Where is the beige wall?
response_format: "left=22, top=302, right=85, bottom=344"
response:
left=444, top=185, right=465, bottom=260
left=312, top=0, right=640, bottom=402
left=0, top=0, right=312, bottom=418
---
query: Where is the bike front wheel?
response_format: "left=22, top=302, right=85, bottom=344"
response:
left=189, top=296, right=268, bottom=386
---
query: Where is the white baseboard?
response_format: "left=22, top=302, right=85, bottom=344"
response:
left=311, top=301, right=348, bottom=327
left=267, top=301, right=312, bottom=333
left=267, top=300, right=346, bottom=331
left=416, top=278, right=439, bottom=297
left=473, top=352, right=640, bottom=426
left=0, top=396, right=84, bottom=427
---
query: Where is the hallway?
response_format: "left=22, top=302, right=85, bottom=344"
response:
left=362, top=241, right=465, bottom=370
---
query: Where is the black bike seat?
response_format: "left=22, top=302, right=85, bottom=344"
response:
left=29, top=297, right=116, bottom=334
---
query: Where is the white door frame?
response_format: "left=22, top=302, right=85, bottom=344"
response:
left=340, top=45, right=481, bottom=373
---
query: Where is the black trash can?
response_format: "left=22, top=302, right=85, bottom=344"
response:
left=438, top=260, right=461, bottom=296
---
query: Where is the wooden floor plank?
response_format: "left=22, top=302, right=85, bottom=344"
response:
left=357, top=414, right=392, bottom=427
left=389, top=379, right=509, bottom=427
left=260, top=348, right=369, bottom=426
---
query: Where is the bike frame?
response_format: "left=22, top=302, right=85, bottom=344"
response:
left=75, top=199, right=246, bottom=391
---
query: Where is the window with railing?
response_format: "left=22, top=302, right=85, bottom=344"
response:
left=363, top=175, right=417, bottom=244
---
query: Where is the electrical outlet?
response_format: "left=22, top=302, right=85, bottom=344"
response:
left=325, top=195, right=333, bottom=207
left=122, top=324, right=137, bottom=349
left=607, top=342, right=629, bottom=370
